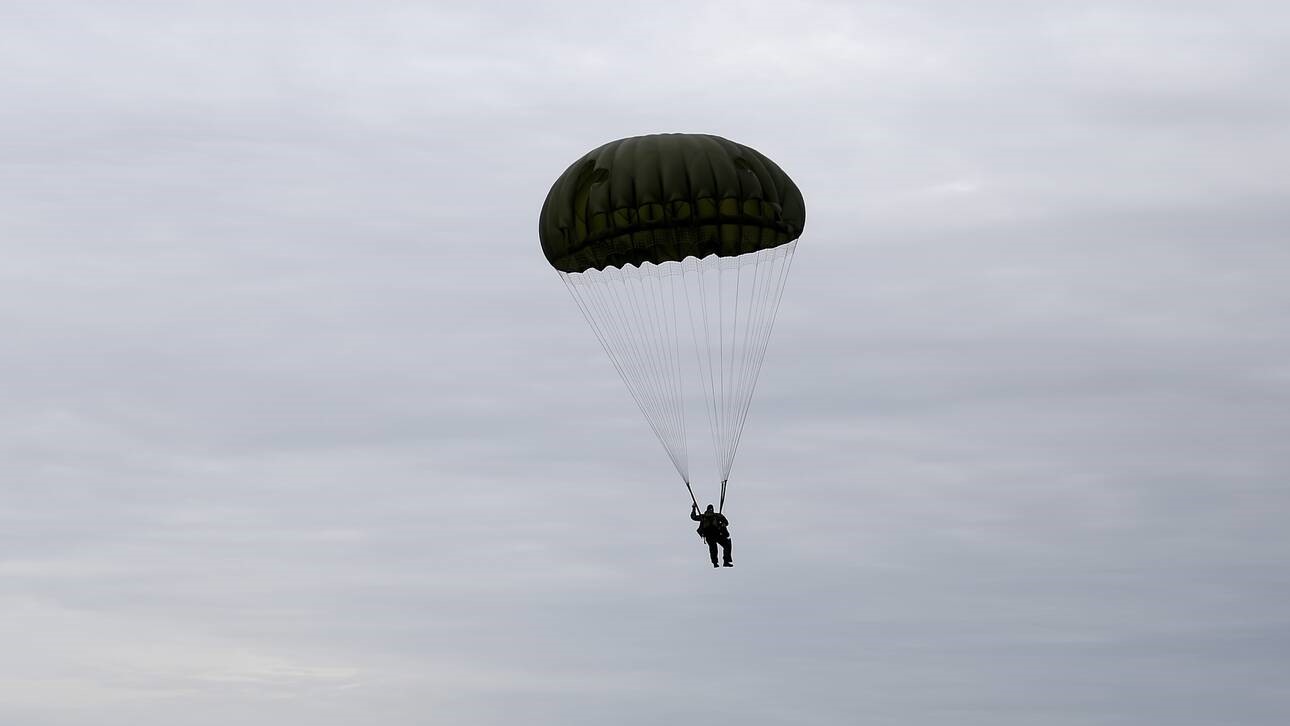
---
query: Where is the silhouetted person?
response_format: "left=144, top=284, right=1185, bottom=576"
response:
left=691, top=503, right=733, bottom=568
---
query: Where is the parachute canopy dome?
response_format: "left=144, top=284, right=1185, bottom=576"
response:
left=539, top=133, right=805, bottom=273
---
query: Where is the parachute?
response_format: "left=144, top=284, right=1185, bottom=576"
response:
left=539, top=133, right=805, bottom=511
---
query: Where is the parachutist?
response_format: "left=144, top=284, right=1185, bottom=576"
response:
left=691, top=503, right=733, bottom=568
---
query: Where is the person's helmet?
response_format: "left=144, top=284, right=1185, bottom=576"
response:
left=705, top=505, right=715, bottom=513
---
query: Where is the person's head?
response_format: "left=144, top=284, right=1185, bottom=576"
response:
left=705, top=504, right=715, bottom=513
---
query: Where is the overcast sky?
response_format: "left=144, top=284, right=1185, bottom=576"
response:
left=2, top=1, right=1288, bottom=724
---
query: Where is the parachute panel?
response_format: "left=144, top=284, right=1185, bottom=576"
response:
left=540, top=134, right=805, bottom=273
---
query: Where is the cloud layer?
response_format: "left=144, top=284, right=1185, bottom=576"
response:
left=3, top=2, right=1288, bottom=724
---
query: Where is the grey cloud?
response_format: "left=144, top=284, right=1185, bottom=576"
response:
left=3, top=1, right=1288, bottom=724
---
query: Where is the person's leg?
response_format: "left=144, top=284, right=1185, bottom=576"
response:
left=721, top=537, right=733, bottom=566
left=707, top=538, right=719, bottom=567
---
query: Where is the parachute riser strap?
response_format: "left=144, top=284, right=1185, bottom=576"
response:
left=685, top=481, right=700, bottom=511
left=719, top=479, right=728, bottom=513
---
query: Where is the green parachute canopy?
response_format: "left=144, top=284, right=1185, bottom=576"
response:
left=539, top=133, right=806, bottom=273
left=540, top=133, right=805, bottom=511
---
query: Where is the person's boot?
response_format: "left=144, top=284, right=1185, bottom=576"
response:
left=712, top=562, right=719, bottom=568
left=723, top=562, right=734, bottom=567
